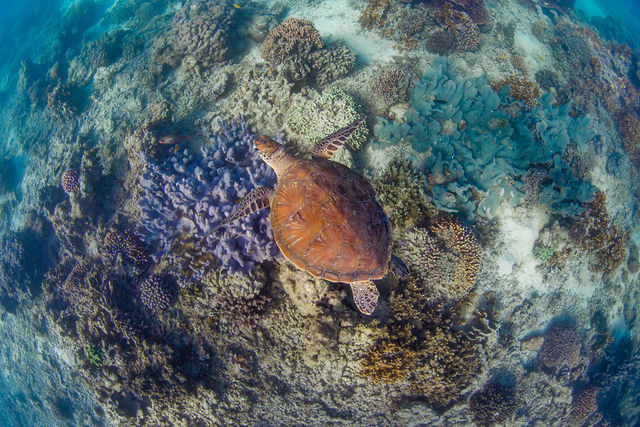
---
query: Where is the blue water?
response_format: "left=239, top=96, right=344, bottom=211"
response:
left=0, top=0, right=640, bottom=425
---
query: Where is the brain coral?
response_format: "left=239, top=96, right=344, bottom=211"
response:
left=539, top=323, right=581, bottom=370
left=138, top=120, right=280, bottom=287
left=170, top=0, right=236, bottom=67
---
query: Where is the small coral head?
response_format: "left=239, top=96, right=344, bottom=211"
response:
left=254, top=136, right=281, bottom=163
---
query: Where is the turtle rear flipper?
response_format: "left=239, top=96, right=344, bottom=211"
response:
left=311, top=116, right=365, bottom=160
left=389, top=255, right=409, bottom=280
left=212, top=186, right=274, bottom=232
left=350, top=280, right=379, bottom=315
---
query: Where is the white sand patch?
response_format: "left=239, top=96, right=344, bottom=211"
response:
left=284, top=0, right=400, bottom=63
left=496, top=204, right=547, bottom=292
left=513, top=29, right=554, bottom=75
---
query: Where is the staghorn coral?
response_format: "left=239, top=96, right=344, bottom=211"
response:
left=262, top=18, right=354, bottom=86
left=468, top=381, right=518, bottom=426
left=569, top=191, right=626, bottom=274
left=170, top=0, right=236, bottom=67
left=539, top=323, right=581, bottom=370
left=568, top=387, right=600, bottom=426
left=447, top=0, right=489, bottom=29
left=396, top=216, right=481, bottom=304
left=373, top=67, right=411, bottom=105
left=491, top=75, right=541, bottom=108
left=138, top=120, right=280, bottom=286
left=359, top=0, right=391, bottom=30
left=359, top=323, right=418, bottom=383
left=139, top=274, right=175, bottom=312
left=372, top=161, right=432, bottom=230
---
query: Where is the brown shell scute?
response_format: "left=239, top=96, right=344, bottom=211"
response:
left=271, top=158, right=391, bottom=282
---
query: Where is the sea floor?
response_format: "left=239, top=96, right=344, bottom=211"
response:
left=0, top=0, right=639, bottom=425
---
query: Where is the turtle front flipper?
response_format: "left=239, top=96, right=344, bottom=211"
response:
left=212, top=186, right=274, bottom=231
left=312, top=116, right=366, bottom=160
left=389, top=255, right=409, bottom=280
left=350, top=280, right=379, bottom=315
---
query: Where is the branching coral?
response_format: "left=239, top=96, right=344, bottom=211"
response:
left=139, top=274, right=175, bottom=312
left=468, top=381, right=518, bottom=426
left=569, top=191, right=627, bottom=274
left=103, top=229, right=150, bottom=268
left=359, top=301, right=480, bottom=409
left=262, top=18, right=354, bottom=86
left=61, top=169, right=80, bottom=195
left=618, top=112, right=640, bottom=166
left=373, top=67, right=411, bottom=105
left=359, top=0, right=391, bottom=30
left=395, top=216, right=481, bottom=304
left=438, top=3, right=481, bottom=52
left=491, top=75, right=541, bottom=108
left=568, top=387, right=600, bottom=426
left=170, top=0, right=236, bottom=67
left=372, top=161, right=432, bottom=230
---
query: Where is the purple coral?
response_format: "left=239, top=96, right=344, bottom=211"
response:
left=138, top=120, right=280, bottom=286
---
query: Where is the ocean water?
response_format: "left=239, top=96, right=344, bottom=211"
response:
left=1, top=0, right=640, bottom=425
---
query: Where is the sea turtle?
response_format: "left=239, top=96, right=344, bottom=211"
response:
left=214, top=117, right=408, bottom=315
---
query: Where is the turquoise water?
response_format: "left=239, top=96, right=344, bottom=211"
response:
left=1, top=0, right=640, bottom=425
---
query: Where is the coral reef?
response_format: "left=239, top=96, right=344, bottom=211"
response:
left=568, top=387, right=600, bottom=426
left=359, top=0, right=391, bottom=30
left=85, top=344, right=105, bottom=367
left=539, top=323, right=581, bottom=370
left=138, top=120, right=280, bottom=286
left=286, top=87, right=367, bottom=152
left=373, top=67, right=411, bottom=105
left=425, top=30, right=456, bottom=55
left=61, top=169, right=80, bottom=195
left=491, top=75, right=541, bottom=108
left=468, top=381, right=518, bottom=426
left=139, top=274, right=175, bottom=311
left=372, top=161, right=432, bottom=230
left=373, top=57, right=597, bottom=219
left=618, top=112, right=640, bottom=167
left=262, top=18, right=354, bottom=86
left=103, top=229, right=150, bottom=268
left=569, top=191, right=627, bottom=274
left=395, top=216, right=481, bottom=304
left=170, top=0, right=236, bottom=67
left=437, top=3, right=481, bottom=52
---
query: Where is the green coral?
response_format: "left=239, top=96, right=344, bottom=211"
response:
left=85, top=344, right=104, bottom=367
left=373, top=161, right=433, bottom=230
left=533, top=244, right=555, bottom=263
left=286, top=87, right=368, bottom=151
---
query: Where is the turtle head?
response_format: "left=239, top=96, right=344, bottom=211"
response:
left=254, top=136, right=288, bottom=175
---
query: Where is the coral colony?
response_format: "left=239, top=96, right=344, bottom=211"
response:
left=2, top=0, right=640, bottom=424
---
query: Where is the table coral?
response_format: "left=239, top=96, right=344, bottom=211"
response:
left=170, top=0, right=236, bottom=67
left=138, top=120, right=280, bottom=287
